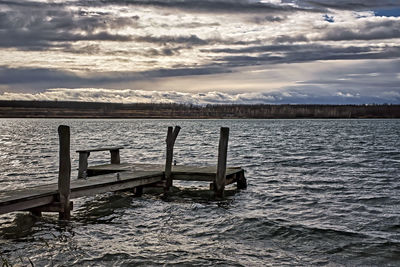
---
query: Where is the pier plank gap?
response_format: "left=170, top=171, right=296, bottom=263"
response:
left=0, top=125, right=246, bottom=219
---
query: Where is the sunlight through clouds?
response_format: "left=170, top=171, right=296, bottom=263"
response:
left=0, top=0, right=399, bottom=103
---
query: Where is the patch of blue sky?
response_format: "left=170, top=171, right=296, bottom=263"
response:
left=323, top=14, right=334, bottom=23
left=374, top=8, right=400, bottom=17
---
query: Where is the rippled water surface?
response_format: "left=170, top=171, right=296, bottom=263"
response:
left=0, top=119, right=399, bottom=266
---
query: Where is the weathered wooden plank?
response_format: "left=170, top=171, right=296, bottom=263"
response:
left=0, top=162, right=244, bottom=216
left=0, top=195, right=55, bottom=215
left=172, top=174, right=215, bottom=181
left=88, top=163, right=242, bottom=176
left=0, top=184, right=58, bottom=203
left=70, top=175, right=162, bottom=198
left=70, top=171, right=162, bottom=189
left=58, top=125, right=71, bottom=220
left=27, top=201, right=73, bottom=213
left=0, top=171, right=163, bottom=214
left=215, top=127, right=229, bottom=198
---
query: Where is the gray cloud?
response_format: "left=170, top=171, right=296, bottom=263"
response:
left=300, top=0, right=400, bottom=10
left=1, top=0, right=399, bottom=105
left=248, top=15, right=287, bottom=24
left=98, top=0, right=322, bottom=14
left=1, top=87, right=398, bottom=105
left=0, top=65, right=232, bottom=90
left=205, top=44, right=373, bottom=54
left=134, top=34, right=258, bottom=47
left=135, top=34, right=208, bottom=46
left=214, top=45, right=400, bottom=67
left=0, top=1, right=136, bottom=50
left=320, top=20, right=400, bottom=41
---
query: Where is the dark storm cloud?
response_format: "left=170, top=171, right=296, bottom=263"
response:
left=205, top=44, right=372, bottom=54
left=300, top=0, right=400, bottom=10
left=135, top=35, right=208, bottom=46
left=0, top=1, right=136, bottom=50
left=3, top=42, right=398, bottom=89
left=0, top=65, right=232, bottom=90
left=213, top=45, right=400, bottom=67
left=134, top=34, right=258, bottom=47
left=272, top=19, right=400, bottom=43
left=98, top=0, right=322, bottom=13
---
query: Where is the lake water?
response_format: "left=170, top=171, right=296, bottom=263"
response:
left=0, top=119, right=399, bottom=266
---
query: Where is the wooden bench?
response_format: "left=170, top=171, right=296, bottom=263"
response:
left=76, top=147, right=123, bottom=179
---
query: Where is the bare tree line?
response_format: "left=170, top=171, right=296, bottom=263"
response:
left=0, top=100, right=399, bottom=118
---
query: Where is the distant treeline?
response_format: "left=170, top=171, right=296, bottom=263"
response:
left=0, top=100, right=399, bottom=118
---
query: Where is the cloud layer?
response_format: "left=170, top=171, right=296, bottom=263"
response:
left=1, top=87, right=398, bottom=105
left=0, top=0, right=399, bottom=103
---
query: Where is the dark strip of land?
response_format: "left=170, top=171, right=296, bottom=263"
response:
left=0, top=100, right=399, bottom=118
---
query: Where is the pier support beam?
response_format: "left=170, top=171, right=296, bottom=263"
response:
left=110, top=149, right=120, bottom=164
left=78, top=152, right=89, bottom=179
left=215, top=127, right=229, bottom=198
left=165, top=126, right=181, bottom=191
left=58, top=125, right=71, bottom=220
left=236, top=169, right=247, bottom=189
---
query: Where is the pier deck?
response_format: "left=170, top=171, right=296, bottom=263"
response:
left=87, top=163, right=244, bottom=181
left=0, top=125, right=246, bottom=219
left=0, top=170, right=163, bottom=215
left=0, top=164, right=245, bottom=216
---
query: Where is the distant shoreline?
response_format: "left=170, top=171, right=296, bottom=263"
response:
left=0, top=100, right=399, bottom=119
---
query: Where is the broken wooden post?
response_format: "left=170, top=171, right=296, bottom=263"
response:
left=58, top=125, right=71, bottom=220
left=165, top=126, right=181, bottom=191
left=215, top=127, right=229, bottom=198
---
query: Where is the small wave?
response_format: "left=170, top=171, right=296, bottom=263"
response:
left=358, top=196, right=392, bottom=204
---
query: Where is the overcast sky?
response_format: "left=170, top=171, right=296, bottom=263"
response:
left=0, top=0, right=399, bottom=104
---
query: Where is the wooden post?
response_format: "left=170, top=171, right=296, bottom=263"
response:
left=134, top=186, right=143, bottom=197
left=58, top=125, right=71, bottom=220
left=30, top=209, right=42, bottom=217
left=78, top=152, right=89, bottom=179
left=236, top=169, right=247, bottom=189
left=110, top=149, right=120, bottom=164
left=165, top=126, right=181, bottom=191
left=215, top=127, right=229, bottom=198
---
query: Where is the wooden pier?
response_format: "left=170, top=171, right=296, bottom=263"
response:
left=0, top=125, right=246, bottom=219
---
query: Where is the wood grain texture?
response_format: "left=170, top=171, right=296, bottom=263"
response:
left=165, top=126, right=181, bottom=189
left=58, top=125, right=71, bottom=220
left=215, top=127, right=229, bottom=198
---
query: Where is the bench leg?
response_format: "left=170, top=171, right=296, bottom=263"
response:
left=78, top=152, right=89, bottom=179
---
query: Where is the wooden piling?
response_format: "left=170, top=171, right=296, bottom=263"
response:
left=215, top=127, right=229, bottom=198
left=78, top=152, right=89, bottom=179
left=165, top=126, right=181, bottom=190
left=134, top=186, right=143, bottom=197
left=110, top=149, right=120, bottom=164
left=58, top=125, right=71, bottom=220
left=236, top=169, right=247, bottom=189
